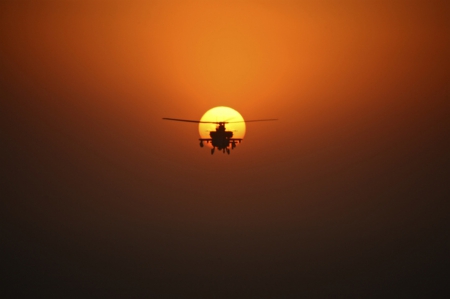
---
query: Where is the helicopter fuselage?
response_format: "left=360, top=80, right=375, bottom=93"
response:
left=199, top=123, right=242, bottom=154
left=210, top=125, right=233, bottom=148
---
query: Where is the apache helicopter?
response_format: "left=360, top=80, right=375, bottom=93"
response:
left=162, top=117, right=277, bottom=154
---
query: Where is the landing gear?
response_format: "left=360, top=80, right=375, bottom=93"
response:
left=226, top=148, right=230, bottom=154
left=211, top=148, right=215, bottom=155
left=199, top=141, right=203, bottom=148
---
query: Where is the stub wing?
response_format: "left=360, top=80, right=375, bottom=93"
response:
left=199, top=138, right=242, bottom=143
left=199, top=138, right=242, bottom=148
left=229, top=138, right=242, bottom=143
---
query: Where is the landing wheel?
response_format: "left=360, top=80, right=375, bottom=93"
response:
left=211, top=148, right=215, bottom=155
left=199, top=141, right=203, bottom=148
left=226, top=148, right=230, bottom=154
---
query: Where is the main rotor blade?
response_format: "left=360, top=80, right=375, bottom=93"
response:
left=163, top=117, right=278, bottom=124
left=162, top=118, right=218, bottom=124
left=227, top=119, right=278, bottom=123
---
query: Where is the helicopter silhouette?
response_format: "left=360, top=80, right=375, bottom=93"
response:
left=162, top=117, right=277, bottom=154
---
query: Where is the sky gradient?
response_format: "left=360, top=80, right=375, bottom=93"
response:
left=2, top=0, right=449, bottom=297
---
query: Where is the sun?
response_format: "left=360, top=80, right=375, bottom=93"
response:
left=199, top=106, right=246, bottom=143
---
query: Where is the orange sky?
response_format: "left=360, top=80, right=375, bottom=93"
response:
left=2, top=1, right=449, bottom=297
left=1, top=1, right=448, bottom=155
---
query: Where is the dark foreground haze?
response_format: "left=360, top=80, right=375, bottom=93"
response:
left=2, top=1, right=449, bottom=297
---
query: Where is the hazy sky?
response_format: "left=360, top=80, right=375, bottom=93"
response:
left=2, top=1, right=449, bottom=297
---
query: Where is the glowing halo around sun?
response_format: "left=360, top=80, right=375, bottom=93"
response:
left=199, top=106, right=246, bottom=147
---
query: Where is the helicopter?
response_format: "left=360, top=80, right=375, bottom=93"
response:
left=162, top=117, right=277, bottom=154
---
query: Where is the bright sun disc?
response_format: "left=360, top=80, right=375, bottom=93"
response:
left=199, top=107, right=246, bottom=146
